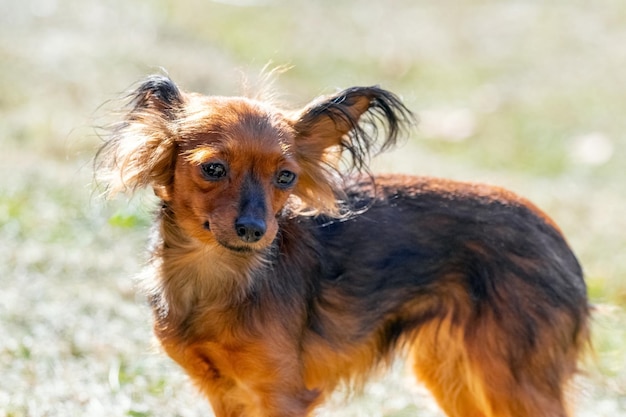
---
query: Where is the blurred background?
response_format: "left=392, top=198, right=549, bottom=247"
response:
left=1, top=0, right=625, bottom=416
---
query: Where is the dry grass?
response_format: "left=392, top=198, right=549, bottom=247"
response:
left=1, top=0, right=625, bottom=415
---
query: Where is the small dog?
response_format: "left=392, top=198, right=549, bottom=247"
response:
left=97, top=75, right=589, bottom=417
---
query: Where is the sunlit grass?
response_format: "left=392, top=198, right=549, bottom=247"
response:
left=1, top=0, right=624, bottom=415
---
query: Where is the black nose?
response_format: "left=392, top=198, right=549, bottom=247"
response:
left=235, top=217, right=266, bottom=243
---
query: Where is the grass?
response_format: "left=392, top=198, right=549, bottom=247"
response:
left=1, top=0, right=625, bottom=415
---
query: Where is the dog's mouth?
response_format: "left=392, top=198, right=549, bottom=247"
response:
left=218, top=241, right=256, bottom=253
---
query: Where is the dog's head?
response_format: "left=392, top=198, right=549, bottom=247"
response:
left=96, top=75, right=413, bottom=252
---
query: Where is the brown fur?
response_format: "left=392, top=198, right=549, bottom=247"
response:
left=96, top=75, right=590, bottom=417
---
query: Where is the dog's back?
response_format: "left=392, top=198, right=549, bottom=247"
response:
left=294, top=174, right=588, bottom=416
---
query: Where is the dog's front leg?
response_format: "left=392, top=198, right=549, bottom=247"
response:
left=200, top=371, right=321, bottom=417
left=232, top=349, right=323, bottom=417
left=185, top=341, right=321, bottom=417
left=241, top=384, right=321, bottom=417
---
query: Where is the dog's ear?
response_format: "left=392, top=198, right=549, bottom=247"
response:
left=96, top=75, right=184, bottom=200
left=290, top=86, right=414, bottom=214
left=128, top=75, right=185, bottom=121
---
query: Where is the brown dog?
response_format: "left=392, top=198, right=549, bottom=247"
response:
left=96, top=75, right=589, bottom=417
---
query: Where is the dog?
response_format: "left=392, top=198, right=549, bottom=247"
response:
left=96, top=75, right=590, bottom=417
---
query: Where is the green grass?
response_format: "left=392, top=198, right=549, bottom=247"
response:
left=1, top=0, right=625, bottom=415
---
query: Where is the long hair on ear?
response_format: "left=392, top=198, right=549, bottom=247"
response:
left=290, top=86, right=416, bottom=216
left=95, top=75, right=185, bottom=198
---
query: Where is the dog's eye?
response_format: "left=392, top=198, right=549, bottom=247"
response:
left=275, top=170, right=297, bottom=188
left=201, top=162, right=227, bottom=180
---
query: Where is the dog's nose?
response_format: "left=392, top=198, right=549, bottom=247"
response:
left=235, top=217, right=266, bottom=243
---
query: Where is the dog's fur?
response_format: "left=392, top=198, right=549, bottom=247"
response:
left=96, top=75, right=589, bottom=417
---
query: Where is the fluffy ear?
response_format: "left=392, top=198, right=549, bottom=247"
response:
left=290, top=86, right=414, bottom=215
left=95, top=75, right=184, bottom=199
